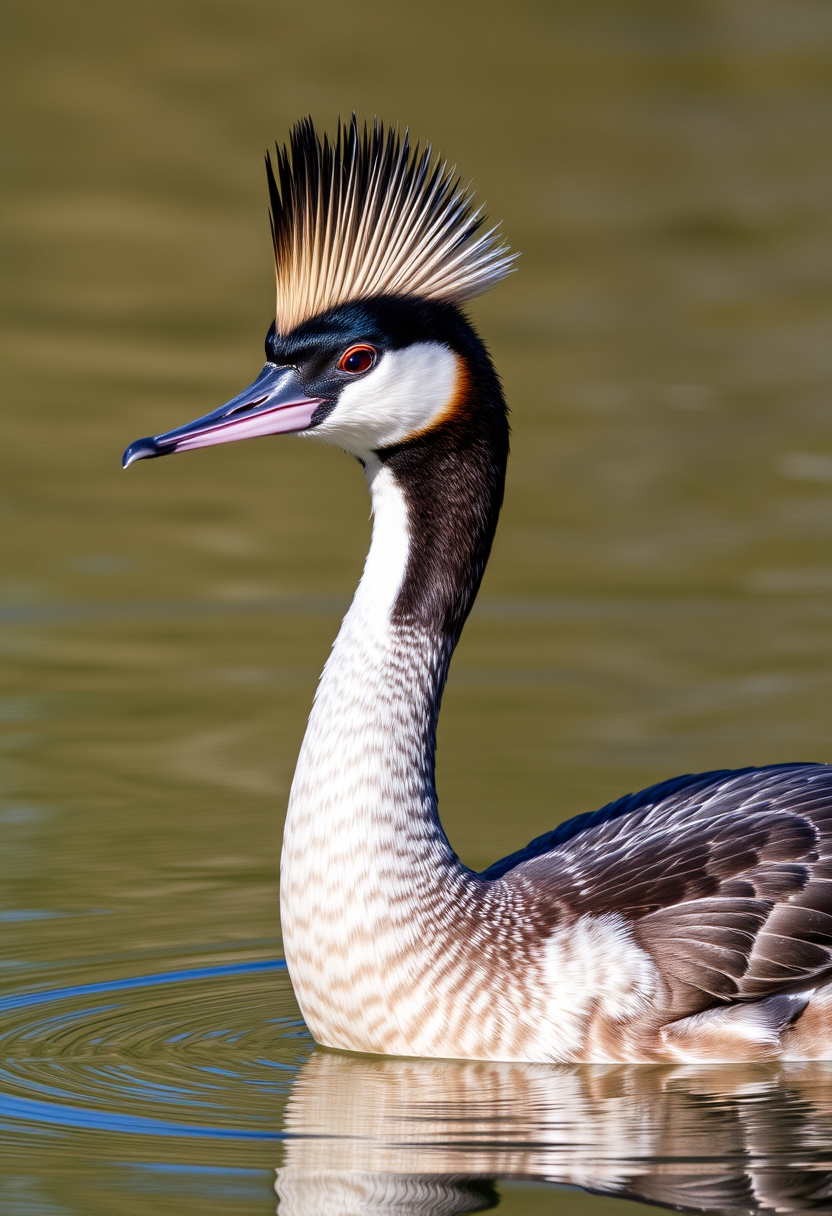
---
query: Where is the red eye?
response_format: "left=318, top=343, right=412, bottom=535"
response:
left=338, top=344, right=377, bottom=374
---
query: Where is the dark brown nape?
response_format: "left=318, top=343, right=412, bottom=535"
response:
left=379, top=328, right=509, bottom=646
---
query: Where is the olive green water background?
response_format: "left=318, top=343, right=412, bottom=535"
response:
left=2, top=1, right=832, bottom=1213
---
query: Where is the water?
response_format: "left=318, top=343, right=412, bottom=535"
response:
left=2, top=0, right=832, bottom=1211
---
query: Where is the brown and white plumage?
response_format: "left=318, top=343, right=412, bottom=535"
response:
left=124, top=118, right=832, bottom=1063
left=489, top=765, right=832, bottom=1058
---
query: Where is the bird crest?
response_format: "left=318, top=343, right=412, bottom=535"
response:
left=266, top=116, right=516, bottom=334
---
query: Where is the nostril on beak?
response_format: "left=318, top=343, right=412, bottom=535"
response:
left=226, top=395, right=268, bottom=417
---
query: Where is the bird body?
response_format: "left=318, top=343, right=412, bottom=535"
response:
left=125, top=118, right=832, bottom=1062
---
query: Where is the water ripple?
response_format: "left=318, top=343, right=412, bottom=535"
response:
left=0, top=954, right=306, bottom=1146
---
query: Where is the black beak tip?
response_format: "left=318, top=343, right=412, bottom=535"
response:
left=122, top=436, right=168, bottom=469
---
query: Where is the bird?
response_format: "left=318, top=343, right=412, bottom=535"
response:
left=124, top=117, right=832, bottom=1064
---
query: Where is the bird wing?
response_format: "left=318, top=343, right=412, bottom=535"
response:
left=494, top=764, right=832, bottom=1016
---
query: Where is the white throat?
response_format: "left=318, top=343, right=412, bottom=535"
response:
left=346, top=458, right=411, bottom=621
left=279, top=460, right=463, bottom=1052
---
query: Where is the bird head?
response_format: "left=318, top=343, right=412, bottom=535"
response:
left=124, top=117, right=514, bottom=471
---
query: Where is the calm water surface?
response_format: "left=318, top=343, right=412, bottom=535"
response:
left=2, top=1, right=832, bottom=1212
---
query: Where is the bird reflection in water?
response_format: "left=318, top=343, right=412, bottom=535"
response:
left=276, top=1052, right=832, bottom=1214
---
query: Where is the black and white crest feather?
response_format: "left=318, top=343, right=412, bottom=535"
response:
left=266, top=117, right=516, bottom=334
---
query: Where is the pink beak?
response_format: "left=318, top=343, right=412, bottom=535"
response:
left=123, top=364, right=325, bottom=468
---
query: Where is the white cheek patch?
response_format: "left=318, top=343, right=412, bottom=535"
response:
left=309, top=342, right=461, bottom=457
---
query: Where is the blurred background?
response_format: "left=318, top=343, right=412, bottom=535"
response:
left=1, top=1, right=832, bottom=1213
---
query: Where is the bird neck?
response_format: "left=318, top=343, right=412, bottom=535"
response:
left=285, top=397, right=507, bottom=851
left=280, top=354, right=508, bottom=1047
left=286, top=336, right=508, bottom=852
left=286, top=456, right=459, bottom=870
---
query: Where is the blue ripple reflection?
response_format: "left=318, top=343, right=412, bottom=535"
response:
left=0, top=959, right=286, bottom=1013
left=0, top=1090, right=284, bottom=1138
left=0, top=957, right=296, bottom=1141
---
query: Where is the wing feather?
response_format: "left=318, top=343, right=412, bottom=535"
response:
left=495, top=763, right=832, bottom=1018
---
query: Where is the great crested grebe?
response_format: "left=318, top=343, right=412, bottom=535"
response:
left=125, top=118, right=832, bottom=1063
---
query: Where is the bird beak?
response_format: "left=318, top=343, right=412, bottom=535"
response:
left=122, top=364, right=324, bottom=468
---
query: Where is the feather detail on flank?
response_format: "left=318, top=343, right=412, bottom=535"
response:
left=266, top=116, right=516, bottom=333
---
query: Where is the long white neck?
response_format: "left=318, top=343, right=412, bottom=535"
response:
left=275, top=355, right=551, bottom=1062
left=280, top=459, right=470, bottom=1053
left=277, top=440, right=671, bottom=1066
left=289, top=457, right=458, bottom=861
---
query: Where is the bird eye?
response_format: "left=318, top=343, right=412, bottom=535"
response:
left=338, top=345, right=377, bottom=374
